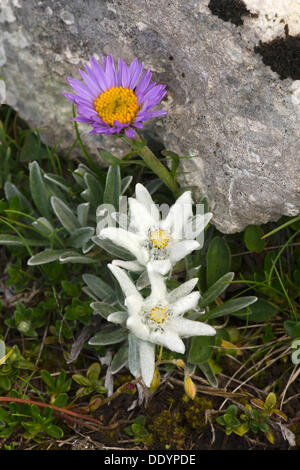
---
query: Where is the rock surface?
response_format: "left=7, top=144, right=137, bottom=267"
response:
left=0, top=0, right=299, bottom=233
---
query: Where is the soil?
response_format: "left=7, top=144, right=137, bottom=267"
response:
left=49, top=354, right=299, bottom=451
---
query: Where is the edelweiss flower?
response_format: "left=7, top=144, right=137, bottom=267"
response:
left=63, top=54, right=167, bottom=138
left=107, top=263, right=216, bottom=387
left=99, top=183, right=212, bottom=274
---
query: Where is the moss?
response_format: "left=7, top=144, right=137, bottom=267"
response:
left=150, top=409, right=187, bottom=450
left=148, top=393, right=214, bottom=449
left=182, top=395, right=213, bottom=431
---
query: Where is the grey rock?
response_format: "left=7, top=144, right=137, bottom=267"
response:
left=0, top=0, right=299, bottom=233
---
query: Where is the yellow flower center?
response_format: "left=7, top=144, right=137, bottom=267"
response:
left=149, top=306, right=168, bottom=324
left=150, top=229, right=169, bottom=249
left=94, top=86, right=139, bottom=126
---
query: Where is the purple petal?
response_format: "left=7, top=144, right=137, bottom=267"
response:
left=132, top=121, right=144, bottom=129
left=117, top=57, right=123, bottom=86
left=128, top=58, right=144, bottom=89
left=135, top=69, right=152, bottom=95
left=85, top=61, right=104, bottom=94
left=90, top=56, right=108, bottom=91
left=72, top=116, right=95, bottom=124
left=105, top=127, right=118, bottom=135
left=78, top=68, right=100, bottom=97
left=67, top=77, right=94, bottom=100
left=125, top=127, right=135, bottom=138
left=140, top=110, right=168, bottom=120
left=62, top=92, right=81, bottom=104
left=113, top=120, right=129, bottom=129
left=76, top=102, right=97, bottom=114
left=121, top=60, right=130, bottom=88
left=105, top=53, right=117, bottom=88
left=89, top=125, right=111, bottom=134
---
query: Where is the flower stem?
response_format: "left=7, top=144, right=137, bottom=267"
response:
left=158, top=345, right=163, bottom=362
left=123, top=133, right=178, bottom=194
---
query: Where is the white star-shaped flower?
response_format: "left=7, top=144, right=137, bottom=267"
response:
left=107, top=262, right=216, bottom=387
left=98, top=183, right=212, bottom=274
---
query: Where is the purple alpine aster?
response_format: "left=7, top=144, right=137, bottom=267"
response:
left=62, top=54, right=167, bottom=138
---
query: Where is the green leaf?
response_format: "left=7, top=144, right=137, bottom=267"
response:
left=88, top=327, right=127, bottom=346
left=90, top=301, right=121, bottom=319
left=27, top=249, right=66, bottom=266
left=97, top=149, right=121, bottom=166
left=206, top=237, right=231, bottom=288
left=0, top=376, right=11, bottom=391
left=68, top=227, right=95, bottom=248
left=103, top=166, right=121, bottom=212
left=0, top=235, right=48, bottom=247
left=41, top=370, right=54, bottom=389
left=61, top=280, right=81, bottom=297
left=46, top=424, right=63, bottom=439
left=188, top=335, right=215, bottom=364
left=45, top=178, right=67, bottom=201
left=92, top=236, right=135, bottom=261
left=44, top=173, right=71, bottom=193
left=59, top=251, right=95, bottom=264
left=81, top=172, right=104, bottom=207
left=0, top=406, right=10, bottom=424
left=77, top=202, right=90, bottom=227
left=82, top=274, right=115, bottom=302
left=244, top=299, right=278, bottom=323
left=111, top=342, right=129, bottom=374
left=216, top=415, right=226, bottom=426
left=50, top=196, right=80, bottom=233
left=284, top=320, right=300, bottom=338
left=121, top=175, right=133, bottom=195
left=30, top=404, right=42, bottom=421
left=226, top=405, right=238, bottom=416
left=234, top=423, right=249, bottom=437
left=265, top=392, right=277, bottom=411
left=42, top=406, right=53, bottom=421
left=4, top=182, right=33, bottom=212
left=32, top=217, right=54, bottom=235
left=207, top=296, right=258, bottom=320
left=198, top=361, right=218, bottom=388
left=29, top=161, right=52, bottom=220
left=199, top=272, right=234, bottom=308
left=72, top=374, right=90, bottom=386
left=87, top=362, right=101, bottom=382
left=107, top=311, right=128, bottom=325
left=75, top=387, right=90, bottom=398
left=20, top=133, right=48, bottom=161
left=244, top=225, right=265, bottom=253
left=197, top=265, right=207, bottom=294
left=258, top=422, right=269, bottom=434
